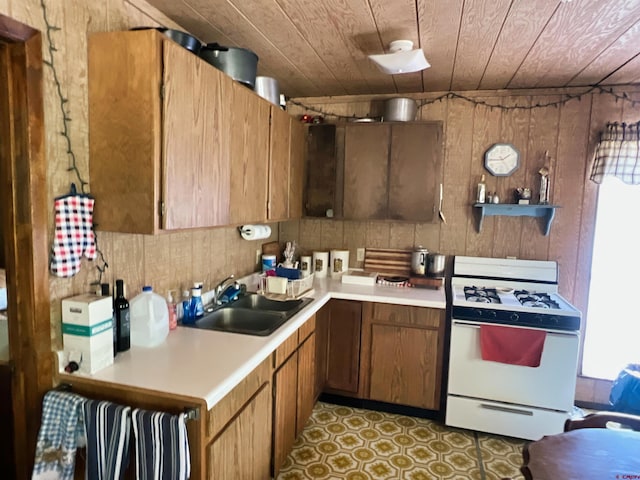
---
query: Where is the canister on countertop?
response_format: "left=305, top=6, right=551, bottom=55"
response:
left=261, top=254, right=276, bottom=272
left=330, top=250, right=349, bottom=278
left=300, top=255, right=312, bottom=278
left=312, top=251, right=329, bottom=278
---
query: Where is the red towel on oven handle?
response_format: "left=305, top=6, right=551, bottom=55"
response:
left=479, top=324, right=546, bottom=367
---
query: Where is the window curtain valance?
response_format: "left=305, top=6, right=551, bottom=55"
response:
left=590, top=121, right=640, bottom=184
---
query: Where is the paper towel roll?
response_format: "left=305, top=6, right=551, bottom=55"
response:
left=312, top=251, right=329, bottom=278
left=330, top=250, right=349, bottom=277
left=240, top=224, right=271, bottom=240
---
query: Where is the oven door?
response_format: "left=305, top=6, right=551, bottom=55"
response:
left=448, top=320, right=579, bottom=411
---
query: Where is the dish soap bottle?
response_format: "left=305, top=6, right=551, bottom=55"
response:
left=189, top=285, right=204, bottom=319
left=166, top=290, right=178, bottom=331
left=181, top=289, right=192, bottom=325
left=477, top=174, right=486, bottom=203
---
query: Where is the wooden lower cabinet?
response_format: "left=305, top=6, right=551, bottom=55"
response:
left=314, top=303, right=330, bottom=399
left=207, top=383, right=272, bottom=479
left=273, top=350, right=298, bottom=476
left=272, top=314, right=318, bottom=476
left=326, top=299, right=362, bottom=395
left=360, top=302, right=445, bottom=410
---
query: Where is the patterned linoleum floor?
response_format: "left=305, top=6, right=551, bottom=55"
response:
left=277, top=402, right=526, bottom=480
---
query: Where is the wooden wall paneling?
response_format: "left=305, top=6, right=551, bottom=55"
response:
left=142, top=234, right=169, bottom=294
left=466, top=99, right=502, bottom=256
left=343, top=124, right=390, bottom=219
left=298, top=218, right=323, bottom=253
left=389, top=222, right=416, bottom=249
left=519, top=95, right=561, bottom=260
left=450, top=0, right=513, bottom=90
left=548, top=97, right=592, bottom=301
left=365, top=220, right=390, bottom=248
left=109, top=233, right=144, bottom=298
left=320, top=219, right=344, bottom=250
left=343, top=220, right=367, bottom=268
left=439, top=98, right=474, bottom=255
left=169, top=230, right=193, bottom=293
left=479, top=0, right=559, bottom=90
left=416, top=0, right=464, bottom=91
left=491, top=96, right=532, bottom=259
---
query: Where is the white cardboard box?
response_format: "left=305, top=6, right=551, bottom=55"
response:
left=341, top=269, right=378, bottom=286
left=62, top=293, right=113, bottom=374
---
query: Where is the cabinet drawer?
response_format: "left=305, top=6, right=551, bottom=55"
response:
left=207, top=357, right=271, bottom=439
left=371, top=303, right=443, bottom=328
left=274, top=331, right=299, bottom=369
left=298, top=314, right=316, bottom=343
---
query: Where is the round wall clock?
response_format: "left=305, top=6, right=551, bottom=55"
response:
left=484, top=143, right=520, bottom=176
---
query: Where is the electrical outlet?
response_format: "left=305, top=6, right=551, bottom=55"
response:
left=356, top=248, right=365, bottom=262
left=255, top=249, right=262, bottom=265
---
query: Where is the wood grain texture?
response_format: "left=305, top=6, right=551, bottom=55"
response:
left=288, top=118, right=306, bottom=219
left=388, top=122, right=442, bottom=222
left=274, top=328, right=298, bottom=369
left=305, top=124, right=337, bottom=217
left=268, top=106, right=291, bottom=221
left=297, top=313, right=315, bottom=343
left=363, top=248, right=412, bottom=276
left=314, top=304, right=330, bottom=399
left=273, top=351, right=298, bottom=476
left=89, top=30, right=162, bottom=234
left=325, top=299, right=361, bottom=394
left=296, top=331, right=316, bottom=436
left=229, top=82, right=270, bottom=224
left=343, top=124, right=390, bottom=219
left=162, top=39, right=231, bottom=228
left=0, top=29, right=51, bottom=477
left=208, top=383, right=272, bottom=480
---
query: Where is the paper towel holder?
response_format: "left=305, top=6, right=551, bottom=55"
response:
left=238, top=224, right=271, bottom=241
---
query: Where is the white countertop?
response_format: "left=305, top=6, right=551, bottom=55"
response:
left=59, top=277, right=446, bottom=410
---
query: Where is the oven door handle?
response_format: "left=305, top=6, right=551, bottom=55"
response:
left=451, top=320, right=579, bottom=337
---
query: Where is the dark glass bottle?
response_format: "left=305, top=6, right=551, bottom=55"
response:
left=114, top=279, right=130, bottom=352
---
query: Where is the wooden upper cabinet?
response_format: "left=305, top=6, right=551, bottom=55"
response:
left=388, top=123, right=442, bottom=222
left=268, top=106, right=291, bottom=221
left=343, top=124, right=391, bottom=219
left=288, top=118, right=306, bottom=219
left=305, top=124, right=337, bottom=217
left=229, top=82, right=270, bottom=224
left=88, top=30, right=231, bottom=234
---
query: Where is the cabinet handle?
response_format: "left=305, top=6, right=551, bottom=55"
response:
left=480, top=403, right=533, bottom=416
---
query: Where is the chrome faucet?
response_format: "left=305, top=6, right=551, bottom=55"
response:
left=214, top=274, right=235, bottom=305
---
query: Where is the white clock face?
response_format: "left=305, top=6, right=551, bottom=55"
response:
left=485, top=143, right=520, bottom=176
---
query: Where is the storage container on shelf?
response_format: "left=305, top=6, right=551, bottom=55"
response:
left=130, top=285, right=169, bottom=348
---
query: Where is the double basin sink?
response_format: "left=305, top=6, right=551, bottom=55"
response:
left=183, top=293, right=313, bottom=336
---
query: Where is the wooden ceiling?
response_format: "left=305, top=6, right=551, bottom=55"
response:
left=144, top=0, right=640, bottom=98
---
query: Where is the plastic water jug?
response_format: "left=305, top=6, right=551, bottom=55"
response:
left=130, top=286, right=169, bottom=347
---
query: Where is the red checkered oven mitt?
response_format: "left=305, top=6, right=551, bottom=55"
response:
left=49, top=193, right=97, bottom=277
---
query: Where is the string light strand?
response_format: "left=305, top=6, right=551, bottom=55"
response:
left=40, top=0, right=109, bottom=284
left=288, top=84, right=640, bottom=121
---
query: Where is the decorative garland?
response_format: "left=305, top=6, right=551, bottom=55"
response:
left=40, top=0, right=109, bottom=284
left=289, top=84, right=640, bottom=121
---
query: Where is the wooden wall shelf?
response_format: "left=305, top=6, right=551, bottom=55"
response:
left=473, top=203, right=560, bottom=236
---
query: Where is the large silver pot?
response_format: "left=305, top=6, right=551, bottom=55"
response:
left=427, top=253, right=446, bottom=278
left=200, top=43, right=258, bottom=88
left=383, top=97, right=417, bottom=122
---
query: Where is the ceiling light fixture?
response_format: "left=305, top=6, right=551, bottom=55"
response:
left=368, top=40, right=430, bottom=75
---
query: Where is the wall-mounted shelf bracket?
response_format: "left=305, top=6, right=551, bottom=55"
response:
left=473, top=203, right=560, bottom=236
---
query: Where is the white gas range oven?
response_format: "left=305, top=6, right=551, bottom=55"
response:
left=445, top=256, right=581, bottom=440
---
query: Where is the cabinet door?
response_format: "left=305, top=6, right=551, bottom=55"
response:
left=388, top=123, right=442, bottom=222
left=230, top=82, right=270, bottom=224
left=288, top=118, right=306, bottom=219
left=268, top=106, right=290, bottom=221
left=326, top=300, right=362, bottom=394
left=343, top=124, right=390, bottom=219
left=369, top=324, right=441, bottom=409
left=208, top=383, right=272, bottom=480
left=273, top=351, right=298, bottom=476
left=305, top=124, right=337, bottom=217
left=296, top=332, right=316, bottom=436
left=314, top=304, right=330, bottom=398
left=162, top=40, right=231, bottom=229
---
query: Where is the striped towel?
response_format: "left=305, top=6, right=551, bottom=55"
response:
left=32, top=390, right=86, bottom=480
left=132, top=409, right=190, bottom=480
left=82, top=399, right=131, bottom=480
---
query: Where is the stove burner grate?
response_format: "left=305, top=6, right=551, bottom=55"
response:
left=464, top=287, right=501, bottom=304
left=514, top=290, right=560, bottom=309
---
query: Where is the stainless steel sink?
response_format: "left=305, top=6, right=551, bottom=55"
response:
left=186, top=294, right=313, bottom=336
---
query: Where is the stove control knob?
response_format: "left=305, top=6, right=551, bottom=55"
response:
left=510, top=312, right=520, bottom=322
